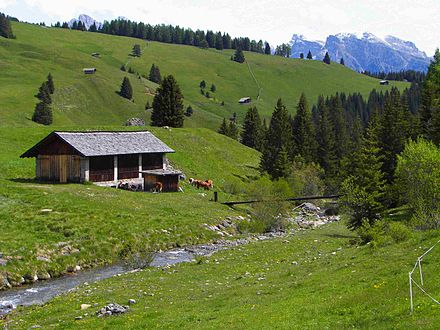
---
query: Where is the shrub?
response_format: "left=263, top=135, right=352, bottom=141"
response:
left=244, top=176, right=291, bottom=233
left=388, top=222, right=412, bottom=243
left=395, top=139, right=440, bottom=229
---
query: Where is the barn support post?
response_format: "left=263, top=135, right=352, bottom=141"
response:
left=138, top=154, right=142, bottom=178
left=162, top=154, right=166, bottom=170
left=114, top=155, right=118, bottom=181
left=80, top=157, right=89, bottom=182
left=36, top=155, right=41, bottom=180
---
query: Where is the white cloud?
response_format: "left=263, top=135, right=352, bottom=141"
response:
left=1, top=0, right=438, bottom=54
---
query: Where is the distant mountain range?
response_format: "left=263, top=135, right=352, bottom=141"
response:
left=289, top=33, right=431, bottom=73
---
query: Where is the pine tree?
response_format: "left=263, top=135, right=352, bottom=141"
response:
left=184, top=105, right=193, bottom=117
left=340, top=57, right=345, bottom=66
left=148, top=64, right=161, bottom=83
left=151, top=75, right=184, bottom=127
left=341, top=114, right=385, bottom=230
left=273, top=146, right=290, bottom=179
left=315, top=96, right=336, bottom=174
left=199, top=80, right=206, bottom=89
left=0, top=12, right=15, bottom=39
left=264, top=42, right=271, bottom=55
left=377, top=87, right=408, bottom=182
left=228, top=121, right=239, bottom=140
left=232, top=48, right=245, bottom=63
left=47, top=73, right=55, bottom=94
left=132, top=44, right=141, bottom=57
left=420, top=49, right=440, bottom=144
left=300, top=53, right=304, bottom=59
left=32, top=101, right=53, bottom=125
left=36, top=82, right=52, bottom=104
left=120, top=64, right=126, bottom=71
left=241, top=106, right=263, bottom=151
left=210, top=84, right=216, bottom=93
left=306, top=50, right=313, bottom=59
left=323, top=52, right=331, bottom=64
left=218, top=118, right=230, bottom=135
left=260, top=98, right=293, bottom=178
left=89, top=22, right=97, bottom=32
left=119, top=77, right=133, bottom=99
left=291, top=93, right=317, bottom=163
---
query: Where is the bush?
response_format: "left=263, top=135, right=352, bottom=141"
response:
left=244, top=176, right=291, bottom=233
left=287, top=158, right=325, bottom=197
left=395, top=139, right=440, bottom=229
left=388, top=222, right=412, bottom=243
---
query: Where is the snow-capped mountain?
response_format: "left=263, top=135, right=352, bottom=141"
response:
left=68, top=14, right=102, bottom=30
left=289, top=32, right=431, bottom=72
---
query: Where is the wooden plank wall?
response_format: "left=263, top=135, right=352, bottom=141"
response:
left=37, top=155, right=81, bottom=182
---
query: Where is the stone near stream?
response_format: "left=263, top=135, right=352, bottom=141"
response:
left=96, top=303, right=129, bottom=317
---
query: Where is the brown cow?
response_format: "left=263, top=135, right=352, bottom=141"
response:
left=153, top=182, right=163, bottom=193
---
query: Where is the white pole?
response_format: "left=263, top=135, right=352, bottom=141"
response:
left=418, top=258, right=424, bottom=286
left=409, top=272, right=414, bottom=314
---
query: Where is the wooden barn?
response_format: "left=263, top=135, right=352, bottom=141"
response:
left=21, top=131, right=182, bottom=192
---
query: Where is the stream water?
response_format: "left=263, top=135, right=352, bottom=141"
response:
left=0, top=248, right=198, bottom=316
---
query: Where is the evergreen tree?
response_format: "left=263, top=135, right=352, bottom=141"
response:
left=329, top=95, right=349, bottom=163
left=377, top=87, right=408, bottom=182
left=47, top=73, right=55, bottom=94
left=151, top=75, right=184, bottom=127
left=89, top=22, right=97, bottom=32
left=291, top=93, right=317, bottom=162
left=228, top=121, right=239, bottom=140
left=241, top=106, right=263, bottom=151
left=420, top=49, right=440, bottom=144
left=0, top=12, right=15, bottom=38
left=218, top=118, right=230, bottom=136
left=184, top=105, right=193, bottom=117
left=341, top=114, right=385, bottom=230
left=210, top=84, right=216, bottom=93
left=120, top=64, right=126, bottom=71
left=323, top=52, right=331, bottom=64
left=215, top=32, right=224, bottom=50
left=232, top=48, right=245, bottom=63
left=306, top=50, right=313, bottom=59
left=132, top=44, right=141, bottom=57
left=199, top=39, right=209, bottom=49
left=199, top=80, right=206, bottom=89
left=273, top=146, right=290, bottom=179
left=264, top=42, right=271, bottom=55
left=300, top=53, right=304, bottom=59
left=315, top=96, right=336, bottom=174
left=260, top=98, right=293, bottom=178
left=32, top=101, right=53, bottom=125
left=148, top=64, right=161, bottom=83
left=340, top=57, right=345, bottom=66
left=36, top=82, right=52, bottom=104
left=119, top=77, right=133, bottom=99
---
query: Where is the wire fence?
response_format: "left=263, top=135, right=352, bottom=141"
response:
left=409, top=239, right=440, bottom=313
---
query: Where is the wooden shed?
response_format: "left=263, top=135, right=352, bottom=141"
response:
left=238, top=97, right=251, bottom=104
left=141, top=169, right=182, bottom=192
left=83, top=68, right=97, bottom=74
left=20, top=131, right=176, bottom=185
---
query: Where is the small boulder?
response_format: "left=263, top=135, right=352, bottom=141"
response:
left=125, top=118, right=145, bottom=126
left=81, top=304, right=91, bottom=310
left=128, top=299, right=136, bottom=305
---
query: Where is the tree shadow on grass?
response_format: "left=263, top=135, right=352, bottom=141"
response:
left=9, top=178, right=38, bottom=184
left=323, top=233, right=357, bottom=239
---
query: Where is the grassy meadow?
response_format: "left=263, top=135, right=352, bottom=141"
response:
left=0, top=126, right=259, bottom=281
left=0, top=22, right=408, bottom=130
left=3, top=221, right=440, bottom=329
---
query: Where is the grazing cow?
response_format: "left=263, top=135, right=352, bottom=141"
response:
left=189, top=178, right=214, bottom=190
left=152, top=182, right=163, bottom=193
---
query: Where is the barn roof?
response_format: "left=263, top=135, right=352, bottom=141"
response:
left=21, top=131, right=175, bottom=158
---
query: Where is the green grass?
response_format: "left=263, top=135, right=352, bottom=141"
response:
left=0, top=22, right=409, bottom=129
left=3, top=221, right=440, bottom=329
left=0, top=126, right=260, bottom=279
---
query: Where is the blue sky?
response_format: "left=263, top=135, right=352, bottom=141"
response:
left=1, top=0, right=439, bottom=55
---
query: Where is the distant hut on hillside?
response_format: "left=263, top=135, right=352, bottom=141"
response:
left=380, top=80, right=389, bottom=85
left=83, top=68, right=97, bottom=74
left=91, top=53, right=100, bottom=58
left=238, top=97, right=251, bottom=104
left=21, top=131, right=181, bottom=192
